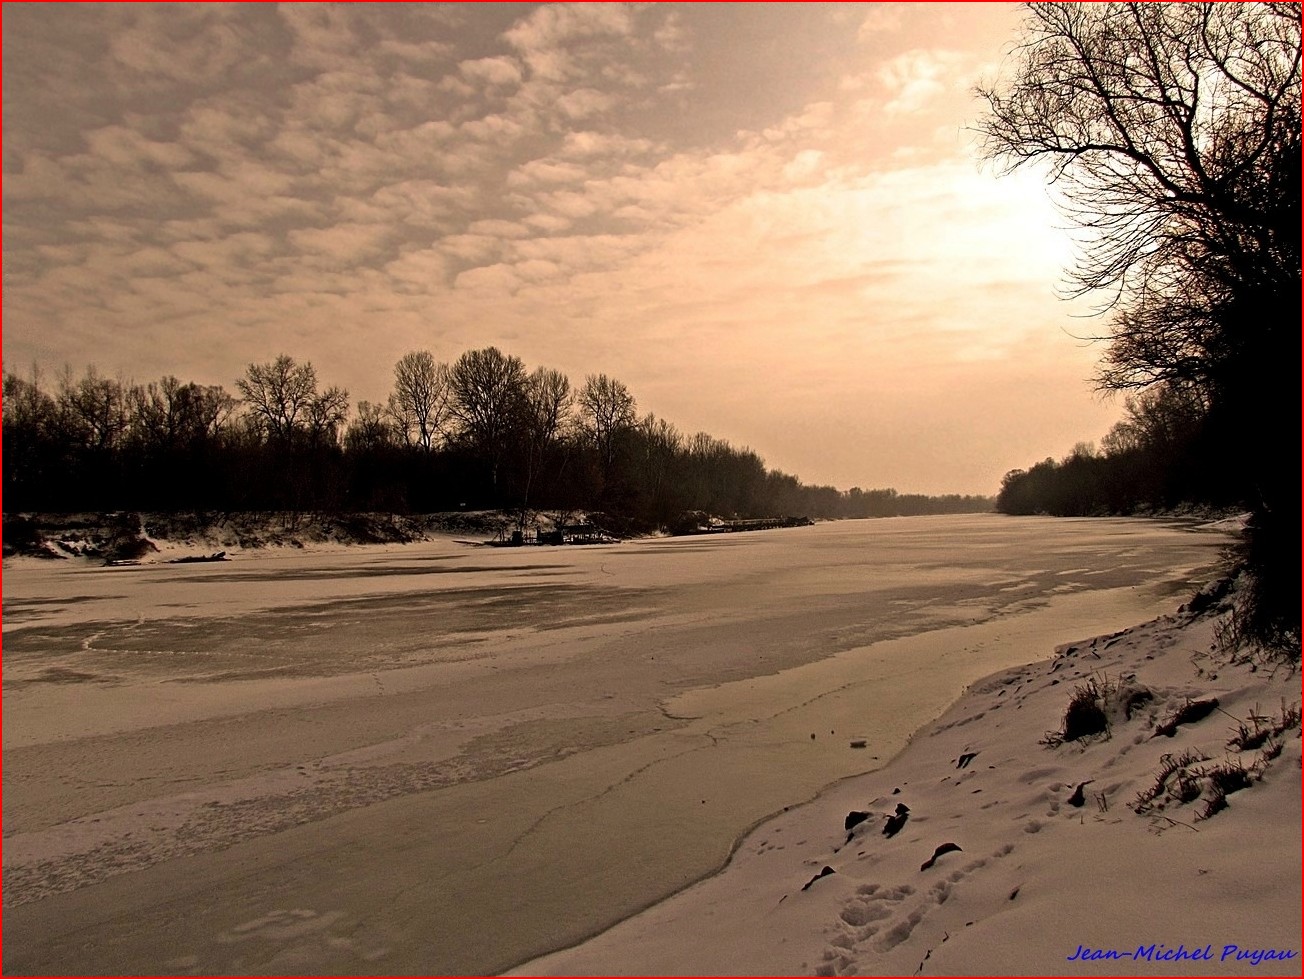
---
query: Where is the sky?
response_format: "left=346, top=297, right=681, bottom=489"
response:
left=2, top=2, right=1125, bottom=497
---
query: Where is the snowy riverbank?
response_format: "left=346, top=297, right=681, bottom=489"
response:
left=514, top=578, right=1301, bottom=977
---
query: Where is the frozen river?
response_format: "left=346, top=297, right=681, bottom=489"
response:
left=2, top=514, right=1228, bottom=975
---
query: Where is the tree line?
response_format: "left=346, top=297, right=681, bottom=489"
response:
left=2, top=350, right=992, bottom=529
left=996, top=382, right=1243, bottom=516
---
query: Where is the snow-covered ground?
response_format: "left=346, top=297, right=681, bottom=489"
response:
left=5, top=514, right=1282, bottom=975
left=515, top=581, right=1301, bottom=977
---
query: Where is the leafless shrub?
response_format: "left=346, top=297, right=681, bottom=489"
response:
left=1227, top=700, right=1301, bottom=751
left=1062, top=678, right=1110, bottom=742
left=1133, top=749, right=1210, bottom=813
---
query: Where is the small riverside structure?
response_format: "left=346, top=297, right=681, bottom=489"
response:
left=679, top=516, right=814, bottom=536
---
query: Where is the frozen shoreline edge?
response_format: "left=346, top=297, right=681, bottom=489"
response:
left=511, top=573, right=1301, bottom=977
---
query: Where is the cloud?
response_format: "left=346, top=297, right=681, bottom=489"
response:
left=170, top=232, right=279, bottom=272
left=384, top=248, right=453, bottom=291
left=523, top=213, right=574, bottom=234
left=557, top=131, right=656, bottom=160
left=857, top=4, right=908, bottom=41
left=506, top=158, right=589, bottom=187
left=876, top=49, right=969, bottom=114
left=502, top=4, right=635, bottom=82
left=459, top=56, right=524, bottom=88
left=530, top=188, right=601, bottom=222
left=84, top=126, right=195, bottom=169
left=510, top=233, right=644, bottom=268
left=652, top=10, right=690, bottom=53
left=287, top=68, right=388, bottom=134
left=373, top=120, right=458, bottom=160
left=555, top=87, right=616, bottom=119
left=288, top=223, right=394, bottom=266
left=5, top=148, right=187, bottom=212
left=458, top=112, right=528, bottom=145
left=107, top=6, right=255, bottom=87
left=377, top=39, right=456, bottom=70
left=453, top=263, right=525, bottom=295
left=180, top=99, right=280, bottom=161
left=279, top=4, right=367, bottom=72
left=439, top=234, right=507, bottom=265
left=368, top=181, right=473, bottom=230
left=467, top=219, right=532, bottom=239
left=120, top=246, right=194, bottom=278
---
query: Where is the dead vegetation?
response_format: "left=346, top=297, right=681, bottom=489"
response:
left=1132, top=748, right=1212, bottom=813
left=1063, top=679, right=1110, bottom=742
left=1134, top=701, right=1300, bottom=820
left=1041, top=673, right=1155, bottom=748
left=1226, top=700, right=1302, bottom=752
left=1152, top=697, right=1220, bottom=738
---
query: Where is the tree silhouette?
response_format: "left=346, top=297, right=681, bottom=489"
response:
left=388, top=351, right=452, bottom=451
left=237, top=355, right=318, bottom=443
left=978, top=2, right=1300, bottom=651
left=519, top=367, right=574, bottom=508
left=305, top=385, right=350, bottom=447
left=449, top=347, right=527, bottom=490
left=578, top=373, right=636, bottom=474
left=5, top=351, right=997, bottom=530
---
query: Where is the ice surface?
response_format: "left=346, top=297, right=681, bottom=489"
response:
left=2, top=515, right=1235, bottom=975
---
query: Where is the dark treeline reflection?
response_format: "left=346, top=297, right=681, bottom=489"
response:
left=3, top=350, right=991, bottom=528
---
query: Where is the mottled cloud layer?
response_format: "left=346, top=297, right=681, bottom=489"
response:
left=3, top=3, right=1118, bottom=494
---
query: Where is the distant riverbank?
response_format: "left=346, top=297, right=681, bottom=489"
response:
left=2, top=509, right=568, bottom=562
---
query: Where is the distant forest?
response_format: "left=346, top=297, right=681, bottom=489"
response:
left=996, top=383, right=1243, bottom=517
left=2, top=350, right=991, bottom=530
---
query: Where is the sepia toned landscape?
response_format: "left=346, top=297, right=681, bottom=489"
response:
left=3, top=3, right=1299, bottom=977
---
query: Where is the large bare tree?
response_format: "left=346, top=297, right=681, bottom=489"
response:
left=130, top=376, right=236, bottom=450
left=449, top=347, right=527, bottom=487
left=977, top=2, right=1299, bottom=397
left=304, top=385, right=350, bottom=447
left=236, top=355, right=318, bottom=442
left=387, top=350, right=452, bottom=451
left=517, top=366, right=574, bottom=507
left=345, top=400, right=394, bottom=453
left=60, top=366, right=130, bottom=452
left=578, top=373, right=637, bottom=472
left=977, top=2, right=1301, bottom=648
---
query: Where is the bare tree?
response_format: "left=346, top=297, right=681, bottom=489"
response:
left=61, top=366, right=129, bottom=451
left=635, top=412, right=684, bottom=518
left=578, top=373, right=637, bottom=471
left=3, top=367, right=57, bottom=435
left=345, top=400, right=394, bottom=453
left=977, top=2, right=1301, bottom=648
left=387, top=350, right=452, bottom=451
left=517, top=366, right=574, bottom=507
left=976, top=2, right=1300, bottom=399
left=523, top=367, right=574, bottom=447
left=305, top=385, right=350, bottom=447
left=129, top=376, right=234, bottom=450
left=449, top=347, right=527, bottom=486
left=190, top=384, right=238, bottom=440
left=1100, top=383, right=1208, bottom=456
left=237, top=355, right=318, bottom=442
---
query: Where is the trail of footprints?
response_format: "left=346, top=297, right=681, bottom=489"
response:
left=802, top=612, right=1264, bottom=976
left=805, top=630, right=1150, bottom=977
left=815, top=842, right=1019, bottom=976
